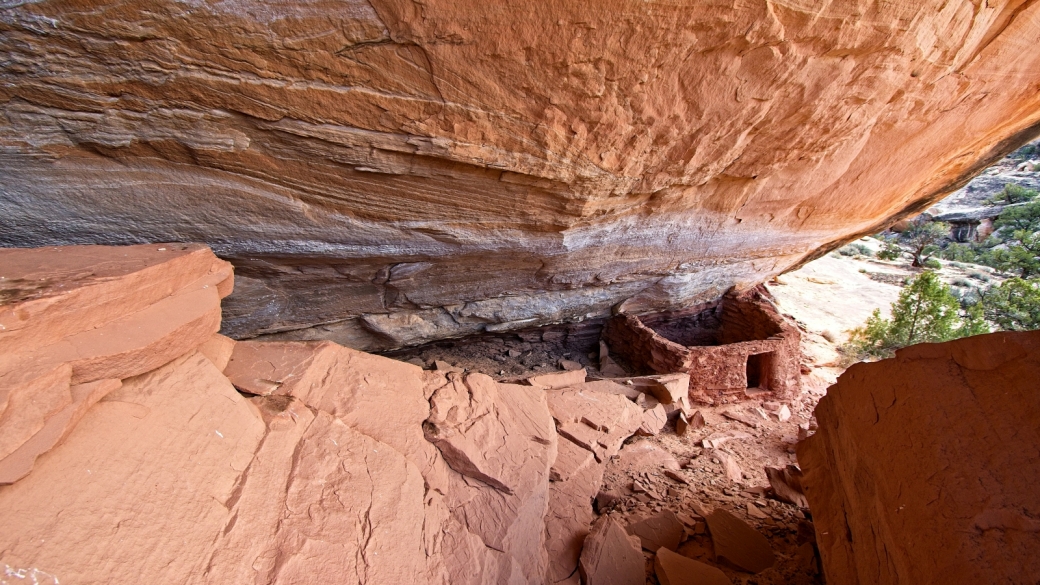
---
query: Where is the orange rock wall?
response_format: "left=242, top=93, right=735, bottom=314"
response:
left=798, top=331, right=1040, bottom=584
left=3, top=1, right=1040, bottom=347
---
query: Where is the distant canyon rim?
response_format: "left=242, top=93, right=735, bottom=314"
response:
left=2, top=0, right=1040, bottom=349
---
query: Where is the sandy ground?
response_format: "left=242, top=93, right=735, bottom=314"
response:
left=768, top=251, right=904, bottom=341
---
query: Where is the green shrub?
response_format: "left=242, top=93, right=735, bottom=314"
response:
left=940, top=243, right=977, bottom=263
left=923, top=258, right=942, bottom=269
left=968, top=270, right=990, bottom=282
left=985, top=183, right=1038, bottom=206
left=838, top=242, right=873, bottom=257
left=843, top=271, right=985, bottom=362
left=876, top=242, right=903, bottom=261
left=978, top=277, right=1040, bottom=331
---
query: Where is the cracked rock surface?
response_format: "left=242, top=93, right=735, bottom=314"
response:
left=3, top=1, right=1040, bottom=347
left=798, top=331, right=1040, bottom=585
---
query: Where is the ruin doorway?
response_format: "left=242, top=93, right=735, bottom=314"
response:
left=746, top=352, right=774, bottom=390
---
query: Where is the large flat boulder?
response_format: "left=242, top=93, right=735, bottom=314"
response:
left=0, top=352, right=268, bottom=584
left=798, top=331, right=1040, bottom=584
left=0, top=244, right=232, bottom=483
left=425, top=373, right=558, bottom=584
left=544, top=455, right=605, bottom=583
left=546, top=386, right=645, bottom=462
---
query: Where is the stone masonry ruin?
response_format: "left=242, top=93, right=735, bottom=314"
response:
left=604, top=288, right=801, bottom=404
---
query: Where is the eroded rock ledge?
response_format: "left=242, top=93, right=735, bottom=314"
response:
left=798, top=331, right=1040, bottom=584
left=3, top=1, right=1040, bottom=347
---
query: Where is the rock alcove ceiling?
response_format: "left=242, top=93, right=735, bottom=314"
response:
left=2, top=0, right=1040, bottom=349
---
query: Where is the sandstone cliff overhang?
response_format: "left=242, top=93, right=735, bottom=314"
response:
left=2, top=1, right=1040, bottom=348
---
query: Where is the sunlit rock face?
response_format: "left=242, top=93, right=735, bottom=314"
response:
left=2, top=0, right=1040, bottom=348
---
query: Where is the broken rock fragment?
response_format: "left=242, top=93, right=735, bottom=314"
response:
left=676, top=412, right=690, bottom=435
left=655, top=548, right=734, bottom=585
left=578, top=517, right=645, bottom=585
left=721, top=409, right=761, bottom=429
left=702, top=430, right=752, bottom=449
left=434, top=359, right=464, bottom=373
left=614, top=441, right=681, bottom=473
left=765, top=465, right=808, bottom=508
left=0, top=378, right=121, bottom=484
left=690, top=410, right=706, bottom=430
left=627, top=510, right=685, bottom=552
left=560, top=359, right=584, bottom=371
left=527, top=368, right=587, bottom=389
left=598, top=356, right=629, bottom=377
left=705, top=508, right=776, bottom=573
left=544, top=458, right=606, bottom=583
left=637, top=403, right=668, bottom=436
left=710, top=449, right=744, bottom=483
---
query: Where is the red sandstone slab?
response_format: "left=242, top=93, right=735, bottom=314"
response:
left=426, top=373, right=555, bottom=496
left=44, top=283, right=223, bottom=384
left=798, top=331, right=1040, bottom=585
left=428, top=375, right=558, bottom=582
left=655, top=548, right=733, bottom=585
left=0, top=378, right=121, bottom=484
left=0, top=363, right=72, bottom=461
left=637, top=373, right=690, bottom=404
left=224, top=339, right=438, bottom=481
left=570, top=380, right=642, bottom=401
left=0, top=353, right=267, bottom=584
left=223, top=339, right=341, bottom=396
left=198, top=333, right=236, bottom=370
left=546, top=387, right=640, bottom=432
left=0, top=244, right=231, bottom=356
left=0, top=245, right=231, bottom=486
left=527, top=368, right=587, bottom=389
left=544, top=459, right=606, bottom=582
left=578, top=517, right=645, bottom=585
left=705, top=508, right=775, bottom=573
left=551, top=436, right=595, bottom=482
left=627, top=510, right=684, bottom=551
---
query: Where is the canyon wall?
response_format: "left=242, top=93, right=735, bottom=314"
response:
left=798, top=331, right=1040, bottom=584
left=2, top=0, right=1040, bottom=347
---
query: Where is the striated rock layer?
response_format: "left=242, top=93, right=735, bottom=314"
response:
left=798, top=331, right=1040, bottom=585
left=3, top=1, right=1040, bottom=347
